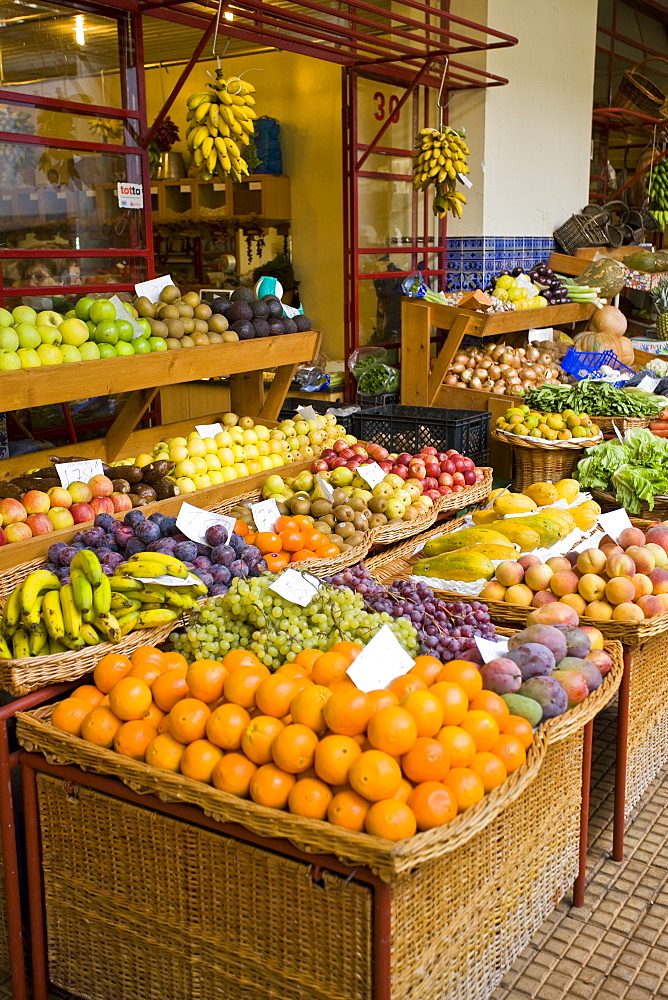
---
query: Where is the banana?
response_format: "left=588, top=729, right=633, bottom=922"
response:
left=48, top=637, right=66, bottom=654
left=60, top=584, right=82, bottom=643
left=117, top=611, right=139, bottom=637
left=1, top=585, right=23, bottom=635
left=136, top=609, right=180, bottom=627
left=207, top=104, right=220, bottom=129
left=223, top=136, right=240, bottom=159
left=12, top=628, right=30, bottom=659
left=79, top=623, right=101, bottom=646
left=43, top=590, right=65, bottom=642
left=0, top=635, right=11, bottom=659
left=187, top=92, right=212, bottom=109
left=195, top=101, right=213, bottom=122
left=128, top=553, right=189, bottom=579
left=29, top=621, right=48, bottom=657
left=413, top=125, right=469, bottom=219
left=110, top=577, right=143, bottom=593
left=71, top=567, right=93, bottom=615
left=110, top=593, right=142, bottom=613
left=21, top=570, right=61, bottom=618
left=93, top=574, right=112, bottom=617
left=186, top=76, right=256, bottom=181
left=218, top=90, right=233, bottom=106
left=71, top=550, right=103, bottom=588
left=24, top=594, right=44, bottom=632
left=61, top=635, right=86, bottom=652
left=93, top=612, right=121, bottom=644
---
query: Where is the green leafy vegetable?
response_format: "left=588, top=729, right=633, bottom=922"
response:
left=575, top=428, right=668, bottom=512
left=526, top=380, right=667, bottom=418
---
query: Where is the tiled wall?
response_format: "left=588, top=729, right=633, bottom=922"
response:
left=445, top=237, right=558, bottom=292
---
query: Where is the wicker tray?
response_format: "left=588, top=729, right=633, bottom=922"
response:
left=491, top=430, right=591, bottom=492
left=16, top=703, right=546, bottom=880
left=492, top=430, right=601, bottom=451
left=593, top=416, right=651, bottom=437
left=591, top=487, right=668, bottom=522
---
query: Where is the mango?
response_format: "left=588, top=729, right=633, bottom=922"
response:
left=501, top=693, right=543, bottom=728
left=519, top=676, right=568, bottom=721
left=554, top=479, right=580, bottom=503
left=413, top=550, right=495, bottom=583
left=480, top=658, right=522, bottom=695
left=421, top=527, right=511, bottom=557
left=493, top=493, right=537, bottom=516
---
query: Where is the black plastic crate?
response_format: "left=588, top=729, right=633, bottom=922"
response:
left=350, top=405, right=491, bottom=459
left=279, top=397, right=354, bottom=432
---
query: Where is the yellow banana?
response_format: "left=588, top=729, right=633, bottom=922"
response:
left=244, top=95, right=256, bottom=106
left=48, top=637, right=66, bottom=654
left=12, top=628, right=30, bottom=659
left=117, top=611, right=139, bottom=637
left=208, top=104, right=219, bottom=129
left=192, top=126, right=209, bottom=149
left=128, top=553, right=189, bottom=578
left=218, top=90, right=233, bottom=106
left=187, top=92, right=212, bottom=109
left=71, top=550, right=103, bottom=588
left=110, top=593, right=142, bottom=613
left=24, top=594, right=44, bottom=632
left=71, top=566, right=93, bottom=615
left=29, top=621, right=48, bottom=657
left=93, top=574, right=112, bottom=617
left=110, top=577, right=143, bottom=593
left=193, top=148, right=204, bottom=167
left=206, top=149, right=217, bottom=174
left=79, top=624, right=101, bottom=646
left=0, top=634, right=11, bottom=659
left=43, top=590, right=65, bottom=642
left=21, top=570, right=61, bottom=617
left=1, top=585, right=23, bottom=634
left=201, top=136, right=214, bottom=159
left=93, top=612, right=121, bottom=644
left=60, top=584, right=82, bottom=642
left=238, top=119, right=254, bottom=135
left=136, top=609, right=179, bottom=627
left=243, top=108, right=257, bottom=121
left=195, top=101, right=213, bottom=122
left=218, top=120, right=231, bottom=139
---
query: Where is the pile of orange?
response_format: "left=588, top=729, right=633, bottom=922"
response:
left=51, top=644, right=533, bottom=843
left=239, top=515, right=341, bottom=570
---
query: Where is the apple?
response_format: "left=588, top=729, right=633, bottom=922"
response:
left=47, top=507, right=75, bottom=529
left=452, top=472, right=466, bottom=485
left=426, top=489, right=441, bottom=502
left=0, top=527, right=6, bottom=546
left=0, top=309, right=12, bottom=329
left=110, top=492, right=132, bottom=512
left=378, top=461, right=393, bottom=473
left=390, top=465, right=408, bottom=480
left=12, top=305, right=37, bottom=326
left=330, top=457, right=347, bottom=469
left=0, top=498, right=27, bottom=524
left=438, top=486, right=452, bottom=495
left=464, top=470, right=477, bottom=485
left=70, top=502, right=95, bottom=524
left=26, top=513, right=53, bottom=535
left=333, top=440, right=348, bottom=453
left=310, top=459, right=329, bottom=473
left=461, top=457, right=475, bottom=470
left=36, top=325, right=62, bottom=345
left=4, top=523, right=32, bottom=543
left=88, top=299, right=116, bottom=324
left=339, top=448, right=355, bottom=461
left=59, top=317, right=90, bottom=347
left=36, top=310, right=64, bottom=328
left=68, top=481, right=93, bottom=504
left=441, top=460, right=455, bottom=474
left=421, top=447, right=438, bottom=456
left=396, top=453, right=412, bottom=466
left=88, top=474, right=114, bottom=497
left=320, top=449, right=336, bottom=462
left=47, top=486, right=73, bottom=509
left=22, top=490, right=51, bottom=514
left=438, top=473, right=453, bottom=487
left=408, top=465, right=426, bottom=480
left=90, top=496, right=115, bottom=516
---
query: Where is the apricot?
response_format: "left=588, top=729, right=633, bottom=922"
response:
left=576, top=548, right=607, bottom=576
left=618, top=527, right=646, bottom=549
left=578, top=574, right=607, bottom=603
left=605, top=577, right=636, bottom=606
left=559, top=593, right=587, bottom=616
left=505, top=584, right=534, bottom=607
left=495, top=561, right=524, bottom=588
left=606, top=553, right=636, bottom=580
left=584, top=600, right=613, bottom=621
left=550, top=570, right=580, bottom=597
left=612, top=602, right=643, bottom=622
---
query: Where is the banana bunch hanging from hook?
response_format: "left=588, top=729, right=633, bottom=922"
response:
left=185, top=71, right=257, bottom=183
left=412, top=126, right=469, bottom=219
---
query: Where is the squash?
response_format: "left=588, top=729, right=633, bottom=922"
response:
left=589, top=304, right=627, bottom=337
left=575, top=259, right=625, bottom=298
left=572, top=329, right=635, bottom=366
left=625, top=251, right=661, bottom=273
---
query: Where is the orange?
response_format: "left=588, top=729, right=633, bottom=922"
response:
left=113, top=720, right=157, bottom=760
left=436, top=660, right=483, bottom=700
left=491, top=734, right=526, bottom=774
left=393, top=778, right=414, bottom=803
left=71, top=685, right=104, bottom=709
left=141, top=701, right=165, bottom=730
left=314, top=734, right=362, bottom=785
left=185, top=660, right=228, bottom=703
left=255, top=674, right=300, bottom=718
left=108, top=677, right=152, bottom=722
left=429, top=682, right=470, bottom=726
left=328, top=675, right=355, bottom=693
left=500, top=714, right=534, bottom=750
left=470, top=690, right=510, bottom=724
left=460, top=710, right=500, bottom=752
left=162, top=651, right=188, bottom=673
left=310, top=651, right=350, bottom=686
left=291, top=549, right=317, bottom=562
left=470, top=752, right=507, bottom=791
left=314, top=543, right=340, bottom=559
left=401, top=737, right=450, bottom=783
left=400, top=690, right=444, bottom=737
left=365, top=800, right=416, bottom=841
left=152, top=670, right=189, bottom=713
left=409, top=655, right=443, bottom=686
left=211, top=753, right=257, bottom=797
left=271, top=724, right=319, bottom=774
left=127, top=662, right=163, bottom=687
left=330, top=640, right=364, bottom=663
left=206, top=703, right=251, bottom=750
left=292, top=514, right=314, bottom=529
left=322, top=687, right=374, bottom=737
left=290, top=685, right=331, bottom=734
left=157, top=715, right=171, bottom=734
left=293, top=649, right=322, bottom=673
left=349, top=749, right=402, bottom=802
left=436, top=726, right=476, bottom=768
left=222, top=649, right=264, bottom=672
left=288, top=777, right=333, bottom=820
left=367, top=706, right=418, bottom=757
left=279, top=528, right=306, bottom=553
left=302, top=530, right=327, bottom=551
left=145, top=733, right=185, bottom=772
left=223, top=662, right=270, bottom=709
left=408, top=781, right=458, bottom=830
left=234, top=519, right=249, bottom=537
left=241, top=715, right=285, bottom=765
left=51, top=697, right=91, bottom=737
left=265, top=552, right=290, bottom=573
left=275, top=663, right=308, bottom=681
left=93, top=653, right=132, bottom=694
left=130, top=645, right=166, bottom=671
left=327, top=788, right=370, bottom=831
left=275, top=516, right=298, bottom=532
left=367, top=689, right=399, bottom=712
left=249, top=763, right=296, bottom=809
left=387, top=674, right=427, bottom=700
left=254, top=531, right=282, bottom=554
left=80, top=706, right=122, bottom=748
left=444, top=767, right=485, bottom=811
left=180, top=739, right=224, bottom=783
left=168, top=698, right=211, bottom=744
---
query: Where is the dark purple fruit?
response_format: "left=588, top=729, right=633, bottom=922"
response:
left=252, top=319, right=271, bottom=338
left=294, top=315, right=312, bottom=332
left=251, top=299, right=270, bottom=319
left=174, top=540, right=198, bottom=563
left=135, top=521, right=161, bottom=545
left=123, top=510, right=146, bottom=528
left=94, top=513, right=116, bottom=531
left=160, top=515, right=179, bottom=537
left=226, top=301, right=253, bottom=323
left=205, top=524, right=231, bottom=547
left=282, top=318, right=297, bottom=335
left=228, top=532, right=246, bottom=556
left=263, top=296, right=284, bottom=319
left=230, top=286, right=255, bottom=303
left=230, top=320, right=255, bottom=340
left=211, top=297, right=230, bottom=316
left=211, top=544, right=235, bottom=566
left=267, top=318, right=285, bottom=336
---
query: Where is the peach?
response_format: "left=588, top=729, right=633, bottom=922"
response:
left=605, top=577, right=636, bottom=606
left=531, top=590, right=558, bottom=607
left=645, top=542, right=668, bottom=568
left=67, top=481, right=93, bottom=504
left=110, top=492, right=132, bottom=513
left=546, top=556, right=572, bottom=573
left=578, top=574, right=607, bottom=603
left=495, top=561, right=524, bottom=587
left=576, top=548, right=607, bottom=576
left=658, top=594, right=668, bottom=613
left=579, top=625, right=605, bottom=650
left=614, top=603, right=644, bottom=622
left=606, top=553, right=636, bottom=579
left=560, top=593, right=587, bottom=616
left=0, top=498, right=27, bottom=525
left=479, top=581, right=507, bottom=602
left=4, top=522, right=32, bottom=543
left=600, top=543, right=624, bottom=559
left=88, top=474, right=114, bottom=498
left=586, top=649, right=613, bottom=675
left=631, top=574, right=653, bottom=600
left=505, top=584, right=534, bottom=607
left=90, top=496, right=114, bottom=516
left=550, top=570, right=580, bottom=597
left=619, top=526, right=646, bottom=549
left=625, top=545, right=655, bottom=576
left=637, top=595, right=666, bottom=619
left=517, top=554, right=541, bottom=570
left=22, top=490, right=50, bottom=515
left=527, top=603, right=579, bottom=628
left=47, top=507, right=75, bottom=530
left=649, top=567, right=668, bottom=595
left=585, top=600, right=614, bottom=621
left=70, top=502, right=95, bottom=524
left=645, top=525, right=668, bottom=554
left=47, top=486, right=73, bottom=509
left=25, top=513, right=53, bottom=536
left=524, top=563, right=554, bottom=591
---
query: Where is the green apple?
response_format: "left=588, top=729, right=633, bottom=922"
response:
left=148, top=336, right=167, bottom=352
left=0, top=329, right=19, bottom=352
left=86, top=321, right=96, bottom=337
left=0, top=308, right=12, bottom=328
left=97, top=343, right=116, bottom=359
left=64, top=310, right=76, bottom=319
left=74, top=297, right=96, bottom=321
left=37, top=325, right=62, bottom=345
left=15, top=323, right=41, bottom=349
left=17, top=347, right=41, bottom=368
left=59, top=317, right=89, bottom=347
left=137, top=318, right=151, bottom=336
left=94, top=320, right=119, bottom=345
left=114, top=341, right=135, bottom=356
left=0, top=351, right=20, bottom=370
left=36, top=344, right=63, bottom=365
left=88, top=299, right=115, bottom=324
left=12, top=305, right=37, bottom=326
left=115, top=319, right=134, bottom=342
left=133, top=337, right=150, bottom=354
left=79, top=342, right=100, bottom=361
left=60, top=344, right=82, bottom=363
left=36, top=310, right=63, bottom=328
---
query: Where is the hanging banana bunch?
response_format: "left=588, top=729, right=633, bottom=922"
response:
left=413, top=126, right=469, bottom=219
left=649, top=156, right=668, bottom=232
left=185, top=71, right=257, bottom=183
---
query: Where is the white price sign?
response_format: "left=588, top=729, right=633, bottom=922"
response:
left=597, top=509, right=633, bottom=541
left=56, top=459, right=104, bottom=488
left=195, top=423, right=224, bottom=438
left=347, top=625, right=415, bottom=692
left=296, top=405, right=318, bottom=420
left=637, top=376, right=660, bottom=392
left=572, top=530, right=606, bottom=553
left=250, top=498, right=281, bottom=533
left=136, top=572, right=202, bottom=587
left=315, top=474, right=334, bottom=502
left=357, top=462, right=386, bottom=489
left=134, top=274, right=175, bottom=304
left=269, top=569, right=321, bottom=607
left=109, top=295, right=146, bottom=340
left=117, top=181, right=143, bottom=209
left=176, top=502, right=235, bottom=546
left=474, top=636, right=509, bottom=663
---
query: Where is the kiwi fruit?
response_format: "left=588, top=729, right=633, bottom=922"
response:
left=164, top=318, right=185, bottom=339
left=335, top=522, right=355, bottom=539
left=147, top=318, right=168, bottom=338
left=193, top=318, right=209, bottom=335
left=333, top=504, right=354, bottom=522
left=331, top=489, right=348, bottom=507
left=311, top=499, right=332, bottom=518
left=194, top=303, right=212, bottom=320
left=182, top=291, right=200, bottom=308
left=159, top=304, right=180, bottom=320
left=347, top=531, right=365, bottom=548
left=180, top=336, right=196, bottom=348
left=135, top=296, right=155, bottom=318
left=312, top=520, right=332, bottom=534
left=291, top=497, right=312, bottom=515
left=222, top=330, right=239, bottom=342
left=192, top=332, right=210, bottom=347
left=165, top=338, right=181, bottom=350
left=348, top=497, right=366, bottom=512
left=322, top=513, right=336, bottom=528
left=368, top=513, right=388, bottom=528
left=159, top=284, right=180, bottom=304
left=352, top=512, right=369, bottom=531
left=207, top=331, right=223, bottom=344
left=208, top=314, right=229, bottom=334
left=182, top=318, right=195, bottom=334
left=177, top=303, right=194, bottom=318
left=328, top=535, right=346, bottom=550
left=276, top=501, right=290, bottom=516
left=368, top=497, right=388, bottom=514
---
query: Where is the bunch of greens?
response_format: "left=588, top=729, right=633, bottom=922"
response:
left=357, top=363, right=400, bottom=395
left=526, top=380, right=668, bottom=418
left=576, top=428, right=668, bottom=513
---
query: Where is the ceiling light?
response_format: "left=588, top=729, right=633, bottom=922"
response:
left=74, top=14, right=85, bottom=45
left=224, top=10, right=234, bottom=20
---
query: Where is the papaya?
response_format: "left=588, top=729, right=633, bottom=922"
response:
left=471, top=509, right=499, bottom=525
left=421, top=527, right=511, bottom=557
left=454, top=543, right=520, bottom=561
left=493, top=493, right=537, bottom=516
left=523, top=482, right=559, bottom=507
left=554, top=479, right=580, bottom=503
left=517, top=515, right=566, bottom=546
left=413, top=550, right=495, bottom=582
left=486, top=521, right=541, bottom=552
left=542, top=509, right=576, bottom=534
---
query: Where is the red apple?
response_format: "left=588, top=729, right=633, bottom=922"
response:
left=437, top=453, right=447, bottom=462
left=333, top=439, right=348, bottom=453
left=320, top=450, right=336, bottom=462
left=310, top=459, right=329, bottom=473
left=397, top=453, right=412, bottom=466
left=88, top=474, right=114, bottom=498
left=408, top=466, right=426, bottom=480
left=26, top=513, right=54, bottom=535
left=420, top=447, right=438, bottom=456
left=452, top=484, right=465, bottom=492
left=378, top=461, right=393, bottom=473
left=352, top=445, right=368, bottom=457
left=5, top=523, right=32, bottom=543
left=475, top=470, right=484, bottom=481
left=464, top=470, right=477, bottom=485
left=423, top=477, right=439, bottom=491
left=390, top=465, right=408, bottom=480
left=70, top=502, right=95, bottom=524
left=110, top=492, right=133, bottom=513
left=0, top=498, right=27, bottom=525
left=446, top=449, right=459, bottom=457
left=440, top=460, right=455, bottom=474
left=90, top=496, right=114, bottom=516
left=339, top=448, right=355, bottom=461
left=453, top=472, right=466, bottom=485
left=438, top=473, right=453, bottom=487
left=426, top=489, right=441, bottom=501
left=453, top=457, right=466, bottom=471
left=22, top=490, right=51, bottom=515
left=331, top=457, right=347, bottom=469
left=47, top=486, right=73, bottom=509
left=438, top=486, right=452, bottom=495
left=424, top=462, right=440, bottom=477
left=461, top=457, right=475, bottom=470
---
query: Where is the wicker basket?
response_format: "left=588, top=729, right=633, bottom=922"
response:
left=612, top=57, right=668, bottom=117
left=625, top=633, right=668, bottom=820
left=591, top=487, right=668, bottom=522
left=593, top=415, right=651, bottom=437
left=554, top=213, right=609, bottom=255
left=491, top=430, right=592, bottom=492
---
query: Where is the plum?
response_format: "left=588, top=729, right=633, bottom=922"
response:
left=230, top=559, right=249, bottom=578
left=160, top=516, right=179, bottom=537
left=101, top=565, right=114, bottom=576
left=519, top=677, right=568, bottom=720
left=100, top=551, right=124, bottom=569
left=229, top=533, right=247, bottom=556
left=480, top=657, right=521, bottom=695
left=59, top=573, right=71, bottom=586
left=149, top=512, right=166, bottom=525
left=44, top=561, right=58, bottom=574
left=125, top=538, right=147, bottom=556
left=205, top=523, right=231, bottom=547
left=560, top=627, right=591, bottom=659
left=81, top=527, right=106, bottom=547
left=195, top=542, right=210, bottom=557
left=508, top=624, right=567, bottom=663
left=174, top=541, right=198, bottom=563
left=48, top=542, right=69, bottom=563
left=59, top=546, right=77, bottom=567
left=123, top=510, right=146, bottom=528
left=94, top=513, right=116, bottom=531
left=255, top=559, right=268, bottom=574
left=243, top=545, right=263, bottom=567
left=197, top=571, right=214, bottom=590
left=135, top=520, right=161, bottom=545
left=555, top=657, right=602, bottom=693
left=73, top=532, right=85, bottom=543
left=211, top=544, right=235, bottom=566
left=194, top=555, right=212, bottom=572
left=209, top=583, right=229, bottom=596
left=505, top=642, right=555, bottom=680
left=71, top=542, right=85, bottom=552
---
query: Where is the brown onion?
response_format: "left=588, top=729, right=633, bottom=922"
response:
left=526, top=346, right=540, bottom=362
left=482, top=379, right=494, bottom=391
left=492, top=384, right=507, bottom=395
left=455, top=381, right=467, bottom=388
left=488, top=364, right=501, bottom=380
left=469, top=377, right=482, bottom=390
left=519, top=367, right=537, bottom=380
left=461, top=369, right=473, bottom=382
left=454, top=354, right=468, bottom=365
left=444, top=374, right=458, bottom=385
left=474, top=368, right=488, bottom=380
left=452, top=363, right=465, bottom=373
left=520, top=379, right=533, bottom=390
left=479, top=357, right=492, bottom=369
left=540, top=352, right=554, bottom=365
left=466, top=358, right=476, bottom=369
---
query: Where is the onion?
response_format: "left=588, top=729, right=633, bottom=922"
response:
left=470, top=377, right=482, bottom=390
left=492, top=384, right=507, bottom=395
left=533, top=364, right=545, bottom=377
left=466, top=358, right=476, bottom=369
left=526, top=346, right=540, bottom=362
left=479, top=357, right=492, bottom=370
left=454, top=354, right=468, bottom=365
left=482, top=379, right=494, bottom=391
left=452, top=363, right=465, bottom=373
left=540, top=352, right=554, bottom=365
left=475, top=368, right=488, bottom=380
left=488, top=365, right=501, bottom=380
left=461, top=369, right=473, bottom=382
left=509, top=356, right=522, bottom=369
left=500, top=351, right=514, bottom=365
left=444, top=374, right=458, bottom=385
left=487, top=343, right=497, bottom=353
left=517, top=348, right=526, bottom=356
left=520, top=379, right=533, bottom=391
left=519, top=367, right=537, bottom=380
left=455, top=381, right=467, bottom=388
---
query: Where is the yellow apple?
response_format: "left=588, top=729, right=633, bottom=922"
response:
left=192, top=474, right=212, bottom=490
left=175, top=477, right=196, bottom=493
left=220, top=467, right=238, bottom=482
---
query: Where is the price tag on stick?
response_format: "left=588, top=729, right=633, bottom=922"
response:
left=250, top=498, right=281, bottom=532
left=56, top=459, right=104, bottom=489
left=347, top=625, right=415, bottom=692
left=195, top=423, right=223, bottom=438
left=315, top=475, right=335, bottom=502
left=269, top=569, right=321, bottom=607
left=357, top=462, right=386, bottom=489
left=597, top=509, right=633, bottom=542
left=176, top=502, right=236, bottom=546
left=296, top=405, right=318, bottom=420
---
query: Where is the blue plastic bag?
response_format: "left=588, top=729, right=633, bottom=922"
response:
left=252, top=117, right=283, bottom=175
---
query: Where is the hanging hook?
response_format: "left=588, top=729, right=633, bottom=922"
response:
left=437, top=56, right=449, bottom=132
left=211, top=0, right=232, bottom=71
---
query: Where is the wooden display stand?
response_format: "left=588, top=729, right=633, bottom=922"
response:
left=0, top=332, right=321, bottom=481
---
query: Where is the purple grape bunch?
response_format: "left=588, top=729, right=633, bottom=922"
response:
left=326, top=565, right=496, bottom=662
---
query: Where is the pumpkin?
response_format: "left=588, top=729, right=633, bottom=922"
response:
left=575, top=259, right=625, bottom=298
left=573, top=330, right=635, bottom=367
left=589, top=304, right=627, bottom=337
